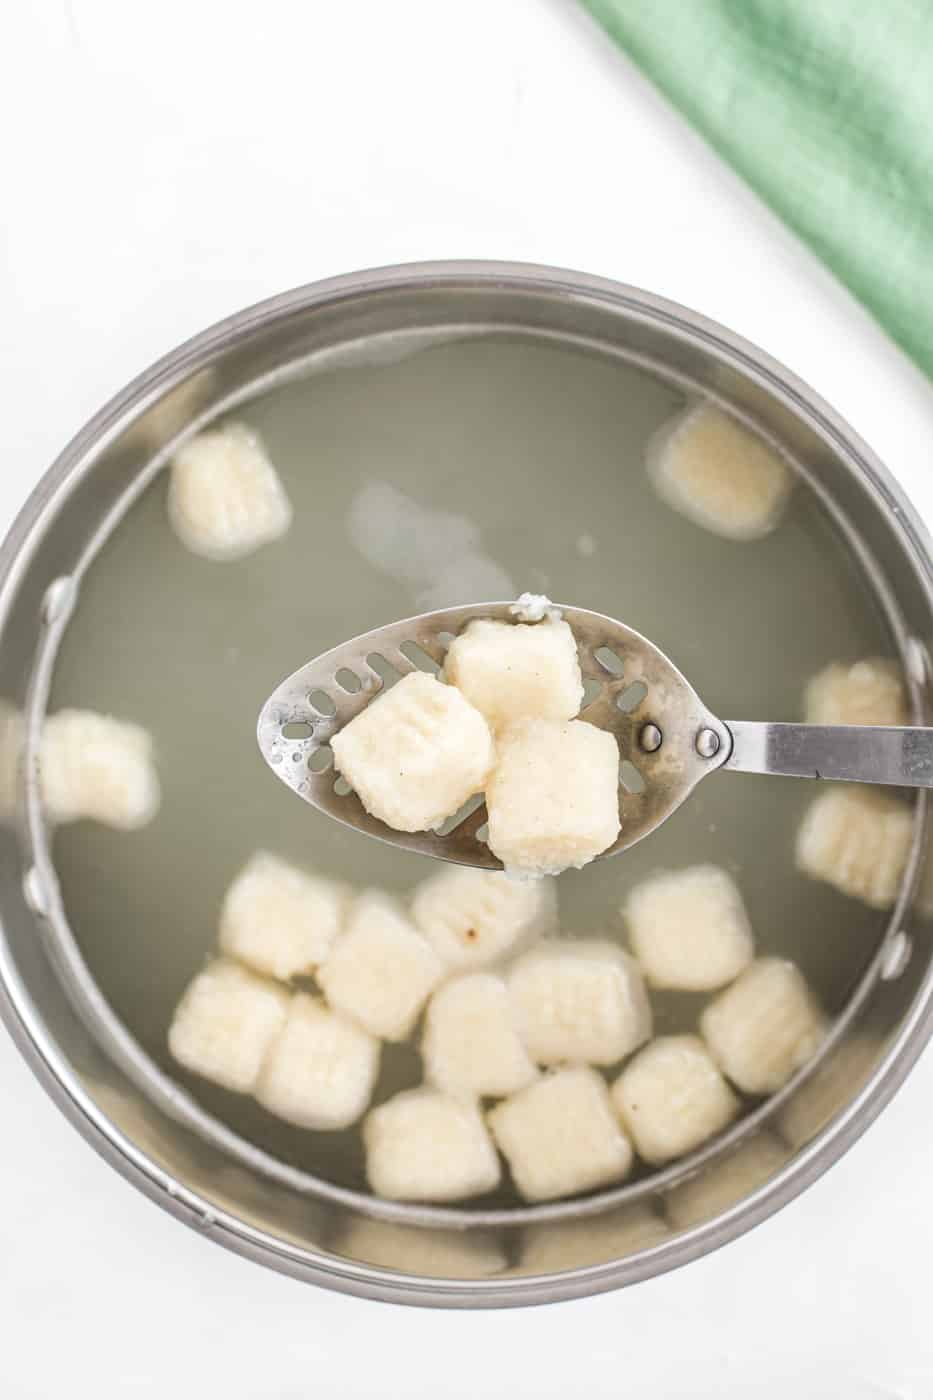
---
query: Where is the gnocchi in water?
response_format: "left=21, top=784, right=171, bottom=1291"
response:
left=168, top=422, right=293, bottom=561
left=41, top=709, right=161, bottom=830
left=648, top=402, right=793, bottom=541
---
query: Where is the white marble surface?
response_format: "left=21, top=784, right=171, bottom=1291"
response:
left=2, top=2, right=932, bottom=1394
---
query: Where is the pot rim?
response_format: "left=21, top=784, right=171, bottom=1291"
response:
left=1, top=259, right=931, bottom=1308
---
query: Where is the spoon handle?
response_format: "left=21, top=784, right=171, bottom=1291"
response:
left=721, top=722, right=933, bottom=788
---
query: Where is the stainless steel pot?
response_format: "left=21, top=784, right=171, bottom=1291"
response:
left=1, top=262, right=930, bottom=1307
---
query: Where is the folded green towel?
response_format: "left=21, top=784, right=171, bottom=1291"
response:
left=582, top=0, right=933, bottom=380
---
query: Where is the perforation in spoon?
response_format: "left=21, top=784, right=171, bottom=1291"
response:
left=309, top=746, right=334, bottom=773
left=581, top=677, right=603, bottom=710
left=399, top=640, right=441, bottom=674
left=434, top=793, right=486, bottom=836
left=619, top=760, right=646, bottom=795
left=282, top=720, right=313, bottom=740
left=308, top=689, right=337, bottom=717
left=594, top=646, right=625, bottom=676
left=366, top=652, right=405, bottom=689
left=616, top=681, right=649, bottom=714
left=335, top=668, right=362, bottom=694
left=333, top=776, right=352, bottom=797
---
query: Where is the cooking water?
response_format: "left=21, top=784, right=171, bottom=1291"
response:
left=49, top=333, right=895, bottom=1199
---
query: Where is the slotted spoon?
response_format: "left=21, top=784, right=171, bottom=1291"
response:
left=257, top=603, right=933, bottom=868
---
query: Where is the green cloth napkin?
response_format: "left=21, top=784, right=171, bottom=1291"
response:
left=581, top=0, right=933, bottom=380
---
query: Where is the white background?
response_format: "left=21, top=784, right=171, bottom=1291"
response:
left=3, top=2, right=933, bottom=1395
